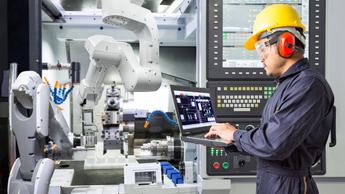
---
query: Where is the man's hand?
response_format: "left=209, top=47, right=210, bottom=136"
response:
left=204, top=123, right=237, bottom=144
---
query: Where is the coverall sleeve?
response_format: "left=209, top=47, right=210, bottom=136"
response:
left=233, top=77, right=329, bottom=160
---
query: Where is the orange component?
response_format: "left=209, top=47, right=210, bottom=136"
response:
left=54, top=80, right=59, bottom=89
left=144, top=121, right=150, bottom=128
left=43, top=77, right=49, bottom=85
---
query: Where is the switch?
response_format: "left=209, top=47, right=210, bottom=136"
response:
left=213, top=162, right=220, bottom=169
left=222, top=162, right=229, bottom=169
left=239, top=160, right=245, bottom=167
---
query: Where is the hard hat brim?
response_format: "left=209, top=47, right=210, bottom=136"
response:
left=244, top=31, right=262, bottom=50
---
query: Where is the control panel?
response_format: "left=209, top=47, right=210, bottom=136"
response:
left=207, top=81, right=276, bottom=117
left=206, top=118, right=326, bottom=175
left=204, top=0, right=327, bottom=176
left=207, top=119, right=260, bottom=175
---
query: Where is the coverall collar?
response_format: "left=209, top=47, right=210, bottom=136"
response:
left=276, top=58, right=309, bottom=84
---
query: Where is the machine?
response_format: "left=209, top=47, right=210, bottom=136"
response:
left=7, top=0, right=174, bottom=193
left=8, top=0, right=332, bottom=194
left=8, top=71, right=73, bottom=194
left=76, top=0, right=162, bottom=155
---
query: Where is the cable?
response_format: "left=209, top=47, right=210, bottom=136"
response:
left=144, top=110, right=178, bottom=128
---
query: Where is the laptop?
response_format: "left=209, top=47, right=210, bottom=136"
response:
left=170, top=85, right=231, bottom=147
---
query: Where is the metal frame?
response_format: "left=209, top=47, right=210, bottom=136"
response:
left=309, top=0, right=326, bottom=76
left=7, top=0, right=42, bottom=74
left=0, top=0, right=8, bottom=101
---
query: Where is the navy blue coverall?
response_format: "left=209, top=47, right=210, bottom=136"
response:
left=233, top=58, right=334, bottom=194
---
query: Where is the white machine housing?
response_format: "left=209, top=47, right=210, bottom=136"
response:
left=124, top=162, right=162, bottom=185
left=78, top=0, right=162, bottom=108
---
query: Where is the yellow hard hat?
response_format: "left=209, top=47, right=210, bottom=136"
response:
left=244, top=4, right=306, bottom=50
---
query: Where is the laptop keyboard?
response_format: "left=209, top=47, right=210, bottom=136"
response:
left=192, top=133, right=219, bottom=140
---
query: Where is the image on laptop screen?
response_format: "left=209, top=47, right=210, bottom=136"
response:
left=173, top=90, right=216, bottom=130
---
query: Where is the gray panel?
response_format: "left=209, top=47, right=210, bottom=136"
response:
left=324, top=0, right=345, bottom=177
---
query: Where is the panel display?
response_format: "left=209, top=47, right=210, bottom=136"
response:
left=206, top=0, right=323, bottom=80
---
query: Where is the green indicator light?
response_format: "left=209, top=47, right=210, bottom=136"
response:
left=222, top=162, right=230, bottom=169
left=215, top=150, right=219, bottom=156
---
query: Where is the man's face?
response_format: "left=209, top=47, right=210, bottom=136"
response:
left=255, top=38, right=286, bottom=78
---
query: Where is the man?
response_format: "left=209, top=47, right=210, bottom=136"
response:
left=205, top=4, right=334, bottom=194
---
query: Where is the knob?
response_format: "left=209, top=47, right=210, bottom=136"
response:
left=239, top=160, right=245, bottom=167
left=245, top=125, right=255, bottom=131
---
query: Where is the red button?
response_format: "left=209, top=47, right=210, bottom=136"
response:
left=212, top=162, right=220, bottom=169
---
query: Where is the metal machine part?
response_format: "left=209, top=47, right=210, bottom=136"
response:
left=41, top=62, right=80, bottom=83
left=8, top=63, right=18, bottom=171
left=139, top=136, right=182, bottom=161
left=81, top=109, right=98, bottom=138
left=101, top=83, right=125, bottom=153
left=104, top=82, right=121, bottom=111
left=72, top=134, right=97, bottom=148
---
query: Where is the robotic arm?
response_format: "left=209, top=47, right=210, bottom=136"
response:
left=8, top=71, right=73, bottom=194
left=78, top=0, right=161, bottom=107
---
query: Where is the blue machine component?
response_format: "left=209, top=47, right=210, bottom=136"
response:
left=160, top=162, right=183, bottom=185
left=144, top=110, right=178, bottom=128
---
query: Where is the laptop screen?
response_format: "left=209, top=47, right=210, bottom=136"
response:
left=171, top=86, right=216, bottom=133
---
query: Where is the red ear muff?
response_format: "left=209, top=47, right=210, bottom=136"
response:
left=277, top=32, right=295, bottom=58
